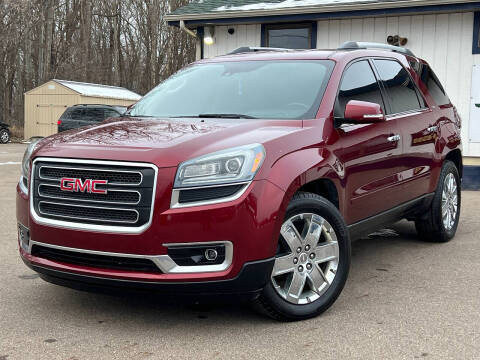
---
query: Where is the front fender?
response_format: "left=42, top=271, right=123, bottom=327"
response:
left=266, top=147, right=343, bottom=215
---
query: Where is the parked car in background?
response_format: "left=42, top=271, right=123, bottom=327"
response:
left=0, top=122, right=10, bottom=144
left=57, top=104, right=127, bottom=132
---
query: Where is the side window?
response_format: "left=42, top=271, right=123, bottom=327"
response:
left=420, top=65, right=450, bottom=106
left=373, top=59, right=421, bottom=114
left=69, top=108, right=85, bottom=120
left=85, top=108, right=105, bottom=122
left=335, top=60, right=385, bottom=118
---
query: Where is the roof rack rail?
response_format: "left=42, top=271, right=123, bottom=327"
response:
left=338, top=41, right=415, bottom=57
left=228, top=46, right=289, bottom=55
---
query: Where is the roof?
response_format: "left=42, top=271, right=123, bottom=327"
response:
left=54, top=80, right=141, bottom=101
left=166, top=0, right=478, bottom=22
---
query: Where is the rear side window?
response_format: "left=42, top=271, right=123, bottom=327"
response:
left=84, top=108, right=105, bottom=121
left=419, top=65, right=450, bottom=106
left=373, top=59, right=422, bottom=114
left=335, top=60, right=385, bottom=118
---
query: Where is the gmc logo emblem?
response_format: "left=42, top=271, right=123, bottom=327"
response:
left=60, top=178, right=108, bottom=195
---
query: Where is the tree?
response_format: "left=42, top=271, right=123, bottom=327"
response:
left=0, top=0, right=196, bottom=131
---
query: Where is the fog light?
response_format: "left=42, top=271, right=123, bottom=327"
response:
left=204, top=248, right=218, bottom=261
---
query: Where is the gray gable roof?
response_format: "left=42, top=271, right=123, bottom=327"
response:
left=167, top=0, right=475, bottom=20
left=170, top=0, right=397, bottom=16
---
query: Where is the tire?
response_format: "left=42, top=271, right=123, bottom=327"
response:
left=253, top=192, right=351, bottom=321
left=0, top=128, right=9, bottom=144
left=415, top=160, right=461, bottom=242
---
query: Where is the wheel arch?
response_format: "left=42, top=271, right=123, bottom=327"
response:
left=266, top=147, right=345, bottom=218
left=445, top=149, right=463, bottom=179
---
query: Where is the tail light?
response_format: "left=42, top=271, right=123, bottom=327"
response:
left=57, top=120, right=62, bottom=125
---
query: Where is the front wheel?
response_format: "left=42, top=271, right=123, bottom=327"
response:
left=415, top=160, right=461, bottom=242
left=254, top=192, right=351, bottom=321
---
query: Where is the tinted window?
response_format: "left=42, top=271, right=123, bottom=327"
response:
left=69, top=108, right=86, bottom=120
left=335, top=60, right=384, bottom=118
left=374, top=59, right=421, bottom=114
left=419, top=65, right=450, bottom=106
left=130, top=60, right=334, bottom=120
left=84, top=108, right=105, bottom=121
left=266, top=24, right=312, bottom=49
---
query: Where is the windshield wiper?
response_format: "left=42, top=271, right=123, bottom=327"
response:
left=198, top=113, right=257, bottom=119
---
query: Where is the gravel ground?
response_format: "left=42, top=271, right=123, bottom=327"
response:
left=0, top=143, right=479, bottom=359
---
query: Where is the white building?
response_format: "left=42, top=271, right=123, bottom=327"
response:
left=166, top=0, right=480, bottom=187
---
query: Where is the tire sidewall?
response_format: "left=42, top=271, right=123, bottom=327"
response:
left=436, top=162, right=461, bottom=239
left=262, top=194, right=351, bottom=320
left=0, top=129, right=9, bottom=144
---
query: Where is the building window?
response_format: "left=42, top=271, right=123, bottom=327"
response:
left=262, top=23, right=317, bottom=49
left=474, top=12, right=480, bottom=54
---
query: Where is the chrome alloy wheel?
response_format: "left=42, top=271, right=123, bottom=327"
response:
left=271, top=213, right=339, bottom=305
left=0, top=130, right=8, bottom=143
left=442, top=173, right=458, bottom=231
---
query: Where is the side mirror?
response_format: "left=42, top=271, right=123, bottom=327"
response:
left=342, top=100, right=385, bottom=124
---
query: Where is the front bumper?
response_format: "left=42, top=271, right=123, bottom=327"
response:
left=17, top=176, right=287, bottom=289
left=23, top=256, right=274, bottom=297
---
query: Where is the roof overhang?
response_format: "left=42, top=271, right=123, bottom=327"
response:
left=166, top=0, right=480, bottom=27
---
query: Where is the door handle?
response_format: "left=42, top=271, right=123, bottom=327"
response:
left=427, top=126, right=438, bottom=133
left=387, top=134, right=401, bottom=142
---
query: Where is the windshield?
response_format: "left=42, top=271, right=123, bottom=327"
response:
left=129, top=60, right=334, bottom=120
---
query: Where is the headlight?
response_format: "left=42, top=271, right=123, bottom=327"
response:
left=174, top=144, right=265, bottom=188
left=20, top=139, right=42, bottom=194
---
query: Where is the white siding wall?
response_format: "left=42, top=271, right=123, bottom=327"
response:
left=203, top=12, right=480, bottom=156
left=317, top=12, right=480, bottom=157
left=204, top=24, right=261, bottom=58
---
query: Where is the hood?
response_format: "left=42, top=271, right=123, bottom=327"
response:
left=34, top=117, right=304, bottom=167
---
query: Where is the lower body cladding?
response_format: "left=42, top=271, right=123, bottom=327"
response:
left=16, top=178, right=286, bottom=297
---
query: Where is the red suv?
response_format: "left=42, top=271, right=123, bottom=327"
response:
left=17, top=43, right=462, bottom=321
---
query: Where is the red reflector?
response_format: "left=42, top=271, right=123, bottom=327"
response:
left=57, top=120, right=62, bottom=125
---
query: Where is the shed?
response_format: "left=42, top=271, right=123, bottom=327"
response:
left=24, top=79, right=142, bottom=139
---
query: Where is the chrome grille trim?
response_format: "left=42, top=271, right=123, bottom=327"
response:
left=38, top=183, right=141, bottom=205
left=38, top=200, right=140, bottom=224
left=27, top=240, right=233, bottom=274
left=30, top=157, right=158, bottom=234
left=39, top=165, right=143, bottom=186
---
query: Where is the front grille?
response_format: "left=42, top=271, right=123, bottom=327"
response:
left=32, top=160, right=156, bottom=229
left=39, top=201, right=139, bottom=224
left=31, top=245, right=162, bottom=273
left=38, top=184, right=140, bottom=204
left=40, top=166, right=142, bottom=185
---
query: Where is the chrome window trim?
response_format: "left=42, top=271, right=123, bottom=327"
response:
left=39, top=164, right=143, bottom=186
left=170, top=182, right=251, bottom=209
left=38, top=183, right=141, bottom=205
left=38, top=200, right=140, bottom=224
left=30, top=157, right=158, bottom=234
left=28, top=240, right=233, bottom=274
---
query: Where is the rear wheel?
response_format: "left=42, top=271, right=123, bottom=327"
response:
left=0, top=128, right=9, bottom=144
left=415, top=161, right=461, bottom=242
left=254, top=192, right=350, bottom=321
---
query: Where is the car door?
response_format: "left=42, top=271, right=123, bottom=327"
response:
left=372, top=58, right=435, bottom=201
left=333, top=59, right=405, bottom=224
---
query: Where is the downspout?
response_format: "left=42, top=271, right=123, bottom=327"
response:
left=180, top=20, right=197, bottom=38
left=180, top=20, right=203, bottom=60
